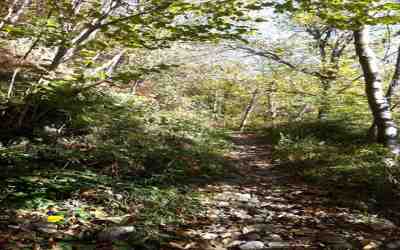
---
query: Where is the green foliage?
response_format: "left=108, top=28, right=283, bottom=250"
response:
left=267, top=120, right=398, bottom=203
left=1, top=88, right=231, bottom=180
left=0, top=0, right=261, bottom=137
left=0, top=85, right=233, bottom=248
left=2, top=0, right=400, bottom=248
left=272, top=0, right=400, bottom=29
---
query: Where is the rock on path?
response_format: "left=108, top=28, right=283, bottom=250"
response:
left=174, top=133, right=400, bottom=250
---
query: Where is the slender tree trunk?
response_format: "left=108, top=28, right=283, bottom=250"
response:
left=386, top=46, right=400, bottom=106
left=104, top=50, right=125, bottom=76
left=0, top=0, right=31, bottom=30
left=354, top=26, right=399, bottom=154
left=267, top=86, right=277, bottom=126
left=49, top=0, right=118, bottom=71
left=90, top=50, right=125, bottom=77
left=368, top=45, right=400, bottom=140
left=71, top=0, right=84, bottom=14
left=293, top=104, right=312, bottom=122
left=49, top=25, right=100, bottom=70
left=239, top=88, right=259, bottom=132
left=130, top=79, right=141, bottom=94
left=213, top=89, right=224, bottom=121
left=318, top=79, right=331, bottom=121
left=7, top=68, right=20, bottom=98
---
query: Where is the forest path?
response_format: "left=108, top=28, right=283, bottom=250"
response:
left=175, top=133, right=400, bottom=250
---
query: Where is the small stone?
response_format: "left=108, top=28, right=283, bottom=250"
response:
left=33, top=222, right=58, bottom=234
left=249, top=197, right=260, bottom=203
left=370, top=218, right=397, bottom=231
left=238, top=193, right=252, bottom=202
left=269, top=234, right=282, bottom=241
left=221, top=232, right=232, bottom=238
left=363, top=241, right=379, bottom=250
left=233, top=210, right=252, bottom=220
left=355, top=201, right=368, bottom=210
left=217, top=201, right=230, bottom=207
left=227, top=240, right=244, bottom=248
left=97, top=226, right=135, bottom=241
left=253, top=216, right=266, bottom=223
left=115, top=194, right=123, bottom=200
left=201, top=232, right=219, bottom=240
left=267, top=241, right=291, bottom=249
left=386, top=240, right=400, bottom=249
left=242, top=232, right=261, bottom=241
left=329, top=242, right=353, bottom=250
left=242, top=225, right=259, bottom=234
left=254, top=224, right=274, bottom=233
left=318, top=232, right=346, bottom=244
left=239, top=241, right=265, bottom=250
left=233, top=231, right=243, bottom=238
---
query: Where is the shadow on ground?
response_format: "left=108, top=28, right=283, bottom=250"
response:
left=2, top=120, right=400, bottom=249
left=0, top=117, right=241, bottom=249
left=262, top=120, right=400, bottom=207
left=168, top=127, right=400, bottom=250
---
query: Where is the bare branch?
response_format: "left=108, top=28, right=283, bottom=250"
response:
left=233, top=45, right=327, bottom=79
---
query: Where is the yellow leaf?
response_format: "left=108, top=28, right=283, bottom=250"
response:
left=92, top=209, right=108, bottom=219
left=47, top=215, right=64, bottom=223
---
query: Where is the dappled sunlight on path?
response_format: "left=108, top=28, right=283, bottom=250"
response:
left=173, top=133, right=400, bottom=250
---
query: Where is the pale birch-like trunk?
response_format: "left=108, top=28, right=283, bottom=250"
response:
left=130, top=79, right=141, bottom=94
left=267, top=82, right=277, bottom=126
left=354, top=26, right=399, bottom=153
left=386, top=46, right=400, bottom=106
left=213, top=89, right=225, bottom=122
left=369, top=45, right=400, bottom=139
left=213, top=89, right=224, bottom=121
left=49, top=0, right=119, bottom=71
left=0, top=0, right=31, bottom=30
left=90, top=50, right=125, bottom=77
left=49, top=25, right=101, bottom=70
left=318, top=80, right=331, bottom=121
left=71, top=0, right=84, bottom=14
left=239, top=88, right=259, bottom=132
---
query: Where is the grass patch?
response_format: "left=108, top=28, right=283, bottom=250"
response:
left=264, top=120, right=398, bottom=206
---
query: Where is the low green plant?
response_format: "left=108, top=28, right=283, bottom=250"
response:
left=0, top=88, right=232, bottom=248
left=267, top=120, right=398, bottom=204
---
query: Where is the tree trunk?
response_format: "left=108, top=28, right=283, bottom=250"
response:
left=71, top=0, right=84, bottom=14
left=0, top=0, right=31, bottom=30
left=90, top=50, right=125, bottom=77
left=213, top=89, right=224, bottom=121
left=239, top=88, right=259, bottom=132
left=354, top=26, right=399, bottom=154
left=368, top=45, right=400, bottom=139
left=386, top=46, right=400, bottom=106
left=130, top=79, right=141, bottom=94
left=49, top=0, right=117, bottom=71
left=49, top=25, right=100, bottom=70
left=318, top=79, right=331, bottom=121
left=293, top=104, right=312, bottom=122
left=266, top=82, right=277, bottom=126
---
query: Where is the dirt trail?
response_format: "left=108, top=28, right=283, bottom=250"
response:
left=2, top=133, right=400, bottom=249
left=176, top=133, right=400, bottom=250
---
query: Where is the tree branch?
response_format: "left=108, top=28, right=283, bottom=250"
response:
left=234, top=45, right=327, bottom=79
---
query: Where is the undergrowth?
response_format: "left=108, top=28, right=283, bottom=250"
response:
left=265, top=120, right=400, bottom=207
left=0, top=90, right=232, bottom=249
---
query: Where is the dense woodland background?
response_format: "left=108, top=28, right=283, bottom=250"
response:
left=1, top=0, right=400, bottom=249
